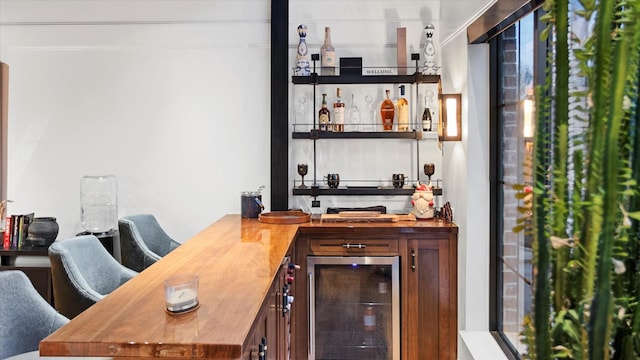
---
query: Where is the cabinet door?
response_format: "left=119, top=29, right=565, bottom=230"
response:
left=243, top=284, right=275, bottom=360
left=243, top=262, right=288, bottom=360
left=404, top=235, right=457, bottom=360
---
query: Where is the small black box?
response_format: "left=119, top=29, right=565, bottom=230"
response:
left=340, top=57, right=362, bottom=75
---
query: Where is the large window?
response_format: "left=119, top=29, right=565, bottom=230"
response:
left=490, top=10, right=540, bottom=358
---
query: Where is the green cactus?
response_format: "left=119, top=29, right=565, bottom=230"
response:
left=522, top=0, right=640, bottom=358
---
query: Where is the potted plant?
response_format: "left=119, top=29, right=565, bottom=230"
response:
left=520, top=0, right=640, bottom=358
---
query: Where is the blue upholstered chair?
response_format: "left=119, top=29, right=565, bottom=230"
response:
left=0, top=270, right=68, bottom=360
left=49, top=234, right=138, bottom=319
left=118, top=214, right=180, bottom=272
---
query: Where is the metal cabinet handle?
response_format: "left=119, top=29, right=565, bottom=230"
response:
left=308, top=272, right=314, bottom=356
left=342, top=243, right=366, bottom=249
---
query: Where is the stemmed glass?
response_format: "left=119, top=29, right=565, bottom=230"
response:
left=424, top=163, right=435, bottom=185
left=297, top=164, right=308, bottom=188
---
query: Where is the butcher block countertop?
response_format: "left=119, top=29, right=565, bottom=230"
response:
left=39, top=214, right=456, bottom=359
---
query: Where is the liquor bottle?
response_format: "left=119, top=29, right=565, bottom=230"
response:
left=422, top=95, right=433, bottom=131
left=320, top=27, right=336, bottom=76
left=363, top=306, right=376, bottom=331
left=397, top=85, right=409, bottom=132
left=349, top=93, right=361, bottom=131
left=319, top=93, right=330, bottom=132
left=294, top=24, right=310, bottom=76
left=380, top=89, right=395, bottom=131
left=422, top=24, right=439, bottom=75
left=332, top=88, right=345, bottom=132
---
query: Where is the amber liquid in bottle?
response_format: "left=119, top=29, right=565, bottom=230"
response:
left=397, top=85, right=409, bottom=132
left=332, top=88, right=345, bottom=132
left=380, top=89, right=395, bottom=131
left=319, top=93, right=331, bottom=132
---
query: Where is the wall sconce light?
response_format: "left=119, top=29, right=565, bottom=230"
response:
left=439, top=93, right=462, bottom=141
left=522, top=95, right=535, bottom=139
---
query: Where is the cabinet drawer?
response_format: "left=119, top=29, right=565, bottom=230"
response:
left=309, top=238, right=399, bottom=255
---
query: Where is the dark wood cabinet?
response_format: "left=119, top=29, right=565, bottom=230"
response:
left=0, top=247, right=53, bottom=304
left=293, top=225, right=458, bottom=360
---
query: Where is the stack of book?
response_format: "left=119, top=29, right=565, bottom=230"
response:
left=3, top=214, right=35, bottom=249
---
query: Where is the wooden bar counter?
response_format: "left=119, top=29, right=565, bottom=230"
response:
left=40, top=214, right=458, bottom=359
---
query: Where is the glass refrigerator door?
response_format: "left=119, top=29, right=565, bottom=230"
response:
left=308, top=256, right=400, bottom=360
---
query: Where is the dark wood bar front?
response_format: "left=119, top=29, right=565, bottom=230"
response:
left=39, top=214, right=458, bottom=359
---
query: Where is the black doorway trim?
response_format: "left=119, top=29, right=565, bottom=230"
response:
left=271, top=0, right=289, bottom=210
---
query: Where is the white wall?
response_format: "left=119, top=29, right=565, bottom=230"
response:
left=441, top=33, right=491, bottom=333
left=442, top=31, right=503, bottom=360
left=0, top=0, right=271, bottom=241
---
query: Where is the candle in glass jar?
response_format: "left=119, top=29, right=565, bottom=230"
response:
left=164, top=273, right=199, bottom=313
left=166, top=288, right=197, bottom=312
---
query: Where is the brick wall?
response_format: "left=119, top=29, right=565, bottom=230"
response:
left=499, top=25, right=527, bottom=334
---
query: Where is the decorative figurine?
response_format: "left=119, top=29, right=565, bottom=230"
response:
left=422, top=24, right=440, bottom=75
left=295, top=25, right=310, bottom=76
left=442, top=201, right=454, bottom=222
left=411, top=182, right=435, bottom=219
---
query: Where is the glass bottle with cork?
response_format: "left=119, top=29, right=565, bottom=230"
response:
left=332, top=88, right=345, bottom=132
left=380, top=89, right=395, bottom=131
left=422, top=90, right=435, bottom=132
left=320, top=27, right=336, bottom=76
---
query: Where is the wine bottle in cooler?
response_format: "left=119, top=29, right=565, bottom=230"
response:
left=363, top=306, right=376, bottom=331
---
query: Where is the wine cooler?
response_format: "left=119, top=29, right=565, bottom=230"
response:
left=308, top=256, right=400, bottom=360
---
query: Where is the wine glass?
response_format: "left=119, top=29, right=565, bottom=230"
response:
left=297, top=164, right=308, bottom=188
left=424, top=163, right=435, bottom=185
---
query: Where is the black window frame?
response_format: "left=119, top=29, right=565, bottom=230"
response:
left=486, top=5, right=547, bottom=360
